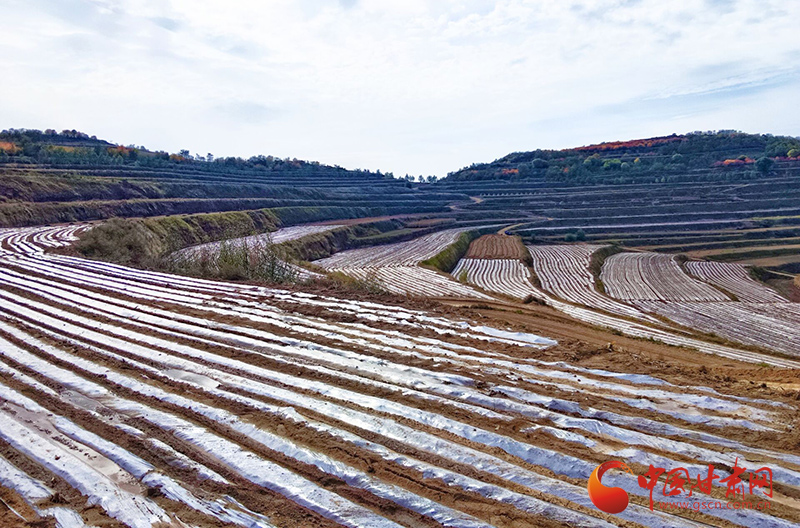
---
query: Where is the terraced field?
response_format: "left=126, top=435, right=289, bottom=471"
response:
left=176, top=224, right=345, bottom=257
left=463, top=235, right=527, bottom=260
left=333, top=266, right=491, bottom=298
left=315, top=229, right=491, bottom=298
left=436, top=133, right=800, bottom=272
left=634, top=301, right=800, bottom=356
left=601, top=253, right=730, bottom=302
left=3, top=131, right=800, bottom=528
left=451, top=259, right=535, bottom=299
left=596, top=252, right=800, bottom=355
left=2, top=225, right=800, bottom=528
left=450, top=250, right=800, bottom=367
left=685, top=261, right=788, bottom=303
left=315, top=229, right=466, bottom=268
left=527, top=245, right=653, bottom=321
left=170, top=224, right=344, bottom=281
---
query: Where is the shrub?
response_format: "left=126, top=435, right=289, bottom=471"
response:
left=755, top=157, right=774, bottom=174
left=169, top=237, right=298, bottom=283
left=748, top=265, right=772, bottom=283
left=75, top=218, right=163, bottom=266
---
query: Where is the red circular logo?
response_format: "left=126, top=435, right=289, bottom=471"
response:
left=588, top=461, right=633, bottom=514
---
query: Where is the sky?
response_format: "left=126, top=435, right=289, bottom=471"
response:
left=2, top=0, right=799, bottom=177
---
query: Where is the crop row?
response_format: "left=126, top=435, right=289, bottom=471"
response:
left=601, top=253, right=730, bottom=302
left=0, top=226, right=797, bottom=527
left=450, top=251, right=800, bottom=367
left=336, top=266, right=491, bottom=298
left=451, top=258, right=536, bottom=299
left=175, top=224, right=343, bottom=258
left=634, top=301, right=800, bottom=356
left=464, top=235, right=525, bottom=260
left=315, top=229, right=494, bottom=297
left=684, top=261, right=788, bottom=303
left=315, top=228, right=466, bottom=268
left=527, top=245, right=654, bottom=320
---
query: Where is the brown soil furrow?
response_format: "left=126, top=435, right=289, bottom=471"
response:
left=0, top=437, right=124, bottom=528
left=0, top=326, right=431, bottom=528
left=0, top=288, right=792, bottom=528
left=0, top=327, right=629, bottom=528
left=0, top=270, right=792, bottom=472
left=0, top=317, right=622, bottom=528
left=466, top=235, right=528, bottom=260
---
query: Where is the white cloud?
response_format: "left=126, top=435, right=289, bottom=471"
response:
left=1, top=0, right=798, bottom=176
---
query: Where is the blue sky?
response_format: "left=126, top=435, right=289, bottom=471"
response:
left=2, top=0, right=798, bottom=176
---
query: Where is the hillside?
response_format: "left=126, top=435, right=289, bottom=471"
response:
left=445, top=131, right=800, bottom=183
left=4, top=128, right=800, bottom=273
left=436, top=131, right=800, bottom=272
left=1, top=221, right=799, bottom=528
left=0, top=128, right=459, bottom=229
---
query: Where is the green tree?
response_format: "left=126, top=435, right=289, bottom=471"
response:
left=755, top=157, right=774, bottom=174
left=583, top=154, right=601, bottom=169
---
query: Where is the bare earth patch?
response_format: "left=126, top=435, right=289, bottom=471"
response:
left=465, top=234, right=528, bottom=260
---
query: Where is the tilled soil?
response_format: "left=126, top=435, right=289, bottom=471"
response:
left=465, top=235, right=528, bottom=260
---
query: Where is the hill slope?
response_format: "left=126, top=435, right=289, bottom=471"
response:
left=437, top=131, right=800, bottom=271
left=0, top=128, right=458, bottom=228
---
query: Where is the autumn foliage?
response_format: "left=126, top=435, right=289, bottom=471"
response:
left=573, top=135, right=684, bottom=152
left=713, top=157, right=755, bottom=167
left=0, top=141, right=20, bottom=154
left=108, top=145, right=134, bottom=156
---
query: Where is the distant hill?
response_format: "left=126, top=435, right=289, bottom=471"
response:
left=0, top=128, right=459, bottom=228
left=445, top=131, right=800, bottom=184
left=0, top=128, right=385, bottom=177
left=435, top=131, right=800, bottom=272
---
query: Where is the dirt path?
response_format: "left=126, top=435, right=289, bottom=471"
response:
left=497, top=222, right=524, bottom=235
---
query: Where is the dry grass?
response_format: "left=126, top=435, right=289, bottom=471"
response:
left=169, top=238, right=299, bottom=283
